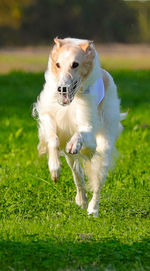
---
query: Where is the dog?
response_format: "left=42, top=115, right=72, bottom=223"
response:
left=33, top=38, right=126, bottom=216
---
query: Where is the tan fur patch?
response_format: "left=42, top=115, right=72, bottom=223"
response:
left=50, top=41, right=95, bottom=81
left=98, top=70, right=110, bottom=112
left=51, top=46, right=60, bottom=77
left=51, top=45, right=82, bottom=78
left=80, top=50, right=95, bottom=80
left=78, top=40, right=93, bottom=52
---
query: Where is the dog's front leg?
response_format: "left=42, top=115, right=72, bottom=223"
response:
left=48, top=136, right=60, bottom=182
left=66, top=126, right=96, bottom=155
left=39, top=114, right=60, bottom=182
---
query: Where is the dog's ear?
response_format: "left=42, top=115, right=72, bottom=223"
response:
left=79, top=40, right=93, bottom=52
left=54, top=38, right=64, bottom=48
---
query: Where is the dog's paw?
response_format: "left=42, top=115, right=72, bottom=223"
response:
left=75, top=192, right=88, bottom=209
left=66, top=141, right=82, bottom=154
left=48, top=160, right=61, bottom=182
left=66, top=134, right=83, bottom=154
left=87, top=200, right=99, bottom=217
left=50, top=168, right=60, bottom=182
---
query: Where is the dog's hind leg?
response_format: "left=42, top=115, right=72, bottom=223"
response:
left=86, top=135, right=112, bottom=217
left=65, top=155, right=88, bottom=209
left=86, top=153, right=110, bottom=216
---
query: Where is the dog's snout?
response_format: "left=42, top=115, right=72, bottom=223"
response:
left=57, top=86, right=67, bottom=93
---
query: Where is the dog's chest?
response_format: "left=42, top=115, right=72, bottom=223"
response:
left=55, top=107, right=76, bottom=148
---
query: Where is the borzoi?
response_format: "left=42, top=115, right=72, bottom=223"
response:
left=33, top=38, right=126, bottom=216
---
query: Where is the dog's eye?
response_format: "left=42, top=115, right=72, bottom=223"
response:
left=72, top=62, right=79, bottom=69
left=56, top=62, right=60, bottom=68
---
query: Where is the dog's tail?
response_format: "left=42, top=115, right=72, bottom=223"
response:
left=32, top=101, right=39, bottom=120
left=119, top=112, right=128, bottom=133
left=116, top=112, right=128, bottom=139
left=120, top=112, right=128, bottom=121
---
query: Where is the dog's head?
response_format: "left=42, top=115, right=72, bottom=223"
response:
left=51, top=38, right=95, bottom=106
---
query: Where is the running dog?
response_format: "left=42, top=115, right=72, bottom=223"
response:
left=33, top=38, right=126, bottom=216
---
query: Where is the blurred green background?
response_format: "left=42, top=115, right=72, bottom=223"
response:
left=0, top=0, right=150, bottom=46
left=0, top=1, right=150, bottom=270
left=1, top=0, right=150, bottom=73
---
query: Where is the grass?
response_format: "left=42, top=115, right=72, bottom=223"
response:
left=0, top=69, right=150, bottom=270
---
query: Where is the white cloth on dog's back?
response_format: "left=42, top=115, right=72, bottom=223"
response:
left=84, top=77, right=105, bottom=106
left=89, top=77, right=105, bottom=106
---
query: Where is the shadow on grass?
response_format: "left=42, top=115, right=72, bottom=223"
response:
left=0, top=238, right=150, bottom=270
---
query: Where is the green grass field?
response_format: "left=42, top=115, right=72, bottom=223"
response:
left=0, top=68, right=150, bottom=270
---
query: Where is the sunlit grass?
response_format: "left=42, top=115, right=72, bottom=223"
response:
left=0, top=70, right=150, bottom=270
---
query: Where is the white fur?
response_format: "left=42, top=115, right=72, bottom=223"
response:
left=33, top=38, right=126, bottom=216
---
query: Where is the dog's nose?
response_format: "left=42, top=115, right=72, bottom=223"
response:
left=57, top=87, right=67, bottom=93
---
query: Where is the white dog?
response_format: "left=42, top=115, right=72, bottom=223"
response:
left=33, top=38, right=126, bottom=216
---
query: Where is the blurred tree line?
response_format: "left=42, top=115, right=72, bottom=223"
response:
left=0, top=0, right=150, bottom=46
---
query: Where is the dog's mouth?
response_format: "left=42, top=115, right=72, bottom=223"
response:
left=57, top=80, right=80, bottom=106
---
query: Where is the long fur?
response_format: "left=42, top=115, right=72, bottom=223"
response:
left=33, top=38, right=126, bottom=216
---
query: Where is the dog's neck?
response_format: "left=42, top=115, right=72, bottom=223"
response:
left=81, top=50, right=102, bottom=92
